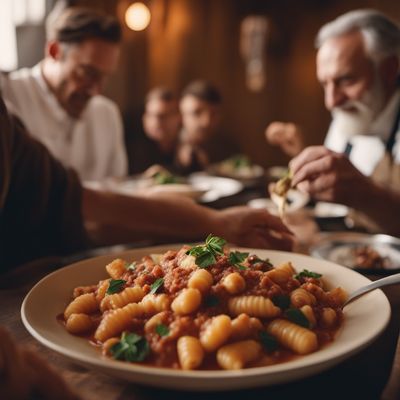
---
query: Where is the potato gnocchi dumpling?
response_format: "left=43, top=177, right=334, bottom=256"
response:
left=62, top=236, right=347, bottom=370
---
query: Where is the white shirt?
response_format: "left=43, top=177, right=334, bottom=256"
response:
left=324, top=89, right=400, bottom=176
left=0, top=64, right=128, bottom=181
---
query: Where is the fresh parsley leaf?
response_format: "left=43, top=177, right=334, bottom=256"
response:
left=229, top=251, right=249, bottom=270
left=230, top=154, right=251, bottom=169
left=285, top=308, right=310, bottom=328
left=248, top=255, right=272, bottom=266
left=155, top=323, right=170, bottom=337
left=259, top=331, right=278, bottom=352
left=106, top=279, right=126, bottom=295
left=153, top=171, right=180, bottom=185
left=294, top=269, right=322, bottom=280
left=196, top=251, right=217, bottom=269
left=186, top=235, right=227, bottom=268
left=272, top=294, right=291, bottom=310
left=204, top=295, right=219, bottom=307
left=150, top=278, right=164, bottom=294
left=205, top=234, right=226, bottom=254
left=126, top=262, right=137, bottom=271
left=110, top=332, right=150, bottom=362
left=186, top=246, right=204, bottom=257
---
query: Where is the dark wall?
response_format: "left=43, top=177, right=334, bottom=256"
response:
left=68, top=0, right=400, bottom=168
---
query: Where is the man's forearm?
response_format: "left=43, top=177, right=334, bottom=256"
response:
left=81, top=188, right=222, bottom=243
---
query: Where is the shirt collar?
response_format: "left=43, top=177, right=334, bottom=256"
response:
left=369, top=88, right=400, bottom=142
left=31, top=62, right=95, bottom=124
left=31, top=62, right=76, bottom=124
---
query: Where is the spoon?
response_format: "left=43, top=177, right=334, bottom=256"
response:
left=342, top=272, right=400, bottom=308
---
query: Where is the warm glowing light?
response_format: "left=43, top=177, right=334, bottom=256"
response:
left=125, top=2, right=151, bottom=31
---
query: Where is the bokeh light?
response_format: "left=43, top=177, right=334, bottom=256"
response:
left=125, top=2, right=151, bottom=31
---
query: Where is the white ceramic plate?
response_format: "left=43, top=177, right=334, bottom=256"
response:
left=313, top=202, right=349, bottom=219
left=85, top=179, right=209, bottom=201
left=266, top=166, right=288, bottom=181
left=248, top=189, right=309, bottom=215
left=210, top=164, right=264, bottom=179
left=84, top=175, right=243, bottom=203
left=21, top=246, right=390, bottom=391
left=207, top=161, right=265, bottom=187
left=310, top=232, right=400, bottom=274
left=188, top=173, right=244, bottom=202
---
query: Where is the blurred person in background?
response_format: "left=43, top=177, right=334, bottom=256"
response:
left=266, top=9, right=399, bottom=178
left=270, top=9, right=400, bottom=235
left=0, top=6, right=127, bottom=181
left=176, top=80, right=225, bottom=173
left=131, top=87, right=181, bottom=173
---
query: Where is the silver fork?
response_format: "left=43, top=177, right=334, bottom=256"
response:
left=342, top=273, right=400, bottom=308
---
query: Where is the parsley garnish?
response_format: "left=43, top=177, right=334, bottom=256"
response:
left=110, top=332, right=150, bottom=362
left=259, top=331, right=278, bottom=352
left=186, top=234, right=226, bottom=268
left=106, top=279, right=126, bottom=295
left=153, top=171, right=180, bottom=185
left=231, top=154, right=251, bottom=169
left=285, top=308, right=310, bottom=328
left=272, top=294, right=290, bottom=310
left=228, top=251, right=249, bottom=270
left=155, top=323, right=170, bottom=337
left=249, top=256, right=272, bottom=266
left=294, top=269, right=322, bottom=280
left=149, top=278, right=164, bottom=294
left=126, top=262, right=137, bottom=271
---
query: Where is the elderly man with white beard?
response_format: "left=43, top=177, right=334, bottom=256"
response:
left=266, top=9, right=400, bottom=236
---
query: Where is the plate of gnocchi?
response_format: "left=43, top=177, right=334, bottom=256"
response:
left=21, top=238, right=390, bottom=391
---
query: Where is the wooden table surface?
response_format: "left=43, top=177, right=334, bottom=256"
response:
left=1, top=185, right=400, bottom=400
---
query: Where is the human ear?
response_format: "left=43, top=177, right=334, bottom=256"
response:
left=46, top=40, right=63, bottom=61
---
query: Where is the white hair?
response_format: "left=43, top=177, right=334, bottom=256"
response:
left=316, top=9, right=400, bottom=62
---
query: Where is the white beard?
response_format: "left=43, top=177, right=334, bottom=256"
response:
left=330, top=75, right=386, bottom=140
left=331, top=102, right=374, bottom=138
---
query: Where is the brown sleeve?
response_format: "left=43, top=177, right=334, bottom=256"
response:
left=0, top=97, right=88, bottom=271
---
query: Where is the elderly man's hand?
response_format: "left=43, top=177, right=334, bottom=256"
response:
left=0, top=326, right=81, bottom=400
left=265, top=122, right=304, bottom=157
left=289, top=145, right=371, bottom=206
left=217, top=206, right=294, bottom=251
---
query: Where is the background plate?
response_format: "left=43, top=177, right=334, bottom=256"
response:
left=310, top=232, right=400, bottom=274
left=188, top=173, right=244, bottom=202
left=84, top=174, right=243, bottom=203
left=21, top=246, right=390, bottom=391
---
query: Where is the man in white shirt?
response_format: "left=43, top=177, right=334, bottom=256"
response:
left=267, top=10, right=400, bottom=235
left=1, top=7, right=127, bottom=181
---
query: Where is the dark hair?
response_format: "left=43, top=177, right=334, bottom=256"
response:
left=145, top=87, right=178, bottom=104
left=182, top=80, right=222, bottom=104
left=46, top=7, right=122, bottom=44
